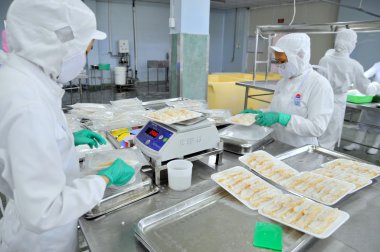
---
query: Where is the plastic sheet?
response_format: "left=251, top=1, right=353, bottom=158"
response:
left=82, top=148, right=149, bottom=187
left=64, top=114, right=83, bottom=132
left=75, top=131, right=114, bottom=160
left=110, top=98, right=143, bottom=108
left=166, top=99, right=207, bottom=110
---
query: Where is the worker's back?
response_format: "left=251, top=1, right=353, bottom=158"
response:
left=318, top=52, right=367, bottom=95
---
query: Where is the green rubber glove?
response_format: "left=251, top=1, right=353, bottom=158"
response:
left=73, top=129, right=106, bottom=148
left=97, top=158, right=135, bottom=186
left=240, top=109, right=263, bottom=115
left=255, top=112, right=291, bottom=127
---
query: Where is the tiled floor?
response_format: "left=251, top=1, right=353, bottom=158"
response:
left=338, top=124, right=380, bottom=165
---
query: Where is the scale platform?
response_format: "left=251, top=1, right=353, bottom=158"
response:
left=219, top=124, right=273, bottom=155
left=135, top=120, right=223, bottom=185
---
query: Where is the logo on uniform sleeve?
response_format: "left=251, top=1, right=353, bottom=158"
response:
left=294, top=93, right=302, bottom=106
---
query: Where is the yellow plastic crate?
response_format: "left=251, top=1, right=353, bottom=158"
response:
left=208, top=72, right=280, bottom=115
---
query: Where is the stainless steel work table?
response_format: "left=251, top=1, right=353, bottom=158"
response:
left=346, top=102, right=380, bottom=113
left=236, top=81, right=277, bottom=108
left=79, top=141, right=380, bottom=252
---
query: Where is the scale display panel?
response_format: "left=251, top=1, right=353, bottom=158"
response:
left=136, top=121, right=173, bottom=151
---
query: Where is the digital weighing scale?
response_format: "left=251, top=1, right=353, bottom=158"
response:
left=135, top=120, right=223, bottom=185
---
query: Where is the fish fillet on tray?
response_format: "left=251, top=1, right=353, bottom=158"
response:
left=239, top=150, right=299, bottom=184
left=312, top=168, right=372, bottom=193
left=259, top=194, right=349, bottom=239
left=281, top=172, right=355, bottom=206
left=144, top=107, right=202, bottom=125
left=321, top=158, right=380, bottom=179
left=225, top=113, right=257, bottom=126
left=211, top=166, right=282, bottom=210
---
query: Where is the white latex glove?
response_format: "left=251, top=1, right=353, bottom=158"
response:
left=366, top=82, right=380, bottom=96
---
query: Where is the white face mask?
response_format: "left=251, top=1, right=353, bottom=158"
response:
left=57, top=52, right=86, bottom=83
left=278, top=61, right=298, bottom=79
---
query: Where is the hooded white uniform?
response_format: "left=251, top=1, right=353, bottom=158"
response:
left=269, top=33, right=334, bottom=147
left=0, top=0, right=107, bottom=251
left=318, top=29, right=376, bottom=150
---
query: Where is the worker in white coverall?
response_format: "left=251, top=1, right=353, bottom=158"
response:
left=0, top=0, right=135, bottom=251
left=344, top=61, right=380, bottom=155
left=317, top=29, right=380, bottom=150
left=242, top=33, right=334, bottom=147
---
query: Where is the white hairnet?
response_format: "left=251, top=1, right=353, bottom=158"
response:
left=271, top=33, right=312, bottom=76
left=334, top=29, right=357, bottom=55
left=6, top=0, right=106, bottom=80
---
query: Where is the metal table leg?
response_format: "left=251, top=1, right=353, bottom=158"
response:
left=156, top=67, right=159, bottom=91
left=147, top=66, right=150, bottom=93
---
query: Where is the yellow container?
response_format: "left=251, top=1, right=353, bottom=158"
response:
left=207, top=72, right=280, bottom=115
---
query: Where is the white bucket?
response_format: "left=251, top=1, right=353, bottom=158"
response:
left=114, top=66, right=127, bottom=85
left=167, top=160, right=193, bottom=191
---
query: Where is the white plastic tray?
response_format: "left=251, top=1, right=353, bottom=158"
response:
left=282, top=172, right=355, bottom=206
left=239, top=150, right=299, bottom=184
left=258, top=195, right=350, bottom=239
left=144, top=108, right=203, bottom=125
left=225, top=113, right=257, bottom=126
left=321, top=158, right=380, bottom=179
left=311, top=168, right=372, bottom=194
left=211, top=166, right=282, bottom=210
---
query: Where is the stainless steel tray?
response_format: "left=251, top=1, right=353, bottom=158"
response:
left=85, top=173, right=160, bottom=219
left=275, top=145, right=370, bottom=172
left=135, top=187, right=312, bottom=252
left=260, top=145, right=373, bottom=206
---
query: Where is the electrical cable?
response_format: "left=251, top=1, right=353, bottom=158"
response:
left=231, top=8, right=238, bottom=62
left=289, top=0, right=296, bottom=26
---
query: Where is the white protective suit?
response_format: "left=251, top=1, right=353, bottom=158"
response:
left=0, top=0, right=107, bottom=251
left=317, top=29, right=375, bottom=150
left=269, top=33, right=334, bottom=147
left=0, top=50, right=6, bottom=65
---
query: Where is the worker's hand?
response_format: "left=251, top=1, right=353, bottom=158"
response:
left=73, top=129, right=106, bottom=148
left=376, top=83, right=380, bottom=95
left=97, top=158, right=135, bottom=186
left=367, top=82, right=380, bottom=96
left=255, top=112, right=291, bottom=127
left=240, top=109, right=263, bottom=115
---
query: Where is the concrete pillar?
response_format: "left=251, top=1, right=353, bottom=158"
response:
left=169, top=0, right=210, bottom=100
